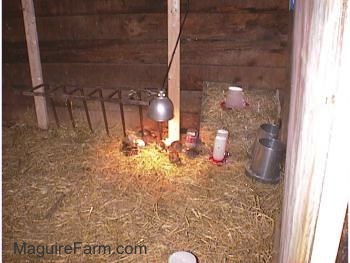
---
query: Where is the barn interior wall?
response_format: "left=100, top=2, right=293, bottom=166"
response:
left=2, top=0, right=290, bottom=131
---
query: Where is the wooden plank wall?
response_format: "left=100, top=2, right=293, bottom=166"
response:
left=3, top=0, right=290, bottom=129
left=279, top=0, right=349, bottom=261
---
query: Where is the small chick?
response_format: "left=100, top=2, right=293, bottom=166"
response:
left=121, top=136, right=132, bottom=147
left=186, top=148, right=200, bottom=159
left=168, top=149, right=181, bottom=164
left=150, top=130, right=157, bottom=138
left=121, top=137, right=138, bottom=156
left=170, top=140, right=182, bottom=152
left=138, top=129, right=151, bottom=138
left=143, top=134, right=156, bottom=145
left=156, top=141, right=166, bottom=152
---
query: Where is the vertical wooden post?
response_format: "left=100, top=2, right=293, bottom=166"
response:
left=167, top=0, right=180, bottom=142
left=279, top=11, right=294, bottom=145
left=21, top=0, right=49, bottom=129
left=279, top=0, right=349, bottom=262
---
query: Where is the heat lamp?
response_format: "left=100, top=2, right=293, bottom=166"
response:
left=148, top=90, right=174, bottom=122
left=147, top=0, right=189, bottom=142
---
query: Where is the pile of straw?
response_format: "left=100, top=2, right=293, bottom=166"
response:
left=200, top=82, right=280, bottom=159
left=3, top=82, right=282, bottom=262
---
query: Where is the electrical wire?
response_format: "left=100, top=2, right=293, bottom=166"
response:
left=161, top=0, right=190, bottom=92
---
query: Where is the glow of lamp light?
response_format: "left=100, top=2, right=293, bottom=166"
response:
left=156, top=103, right=166, bottom=116
left=166, top=103, right=180, bottom=146
left=163, top=116, right=180, bottom=146
left=135, top=139, right=146, bottom=147
left=163, top=137, right=173, bottom=147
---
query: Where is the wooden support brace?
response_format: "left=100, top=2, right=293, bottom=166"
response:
left=167, top=0, right=180, bottom=142
left=21, top=0, right=49, bottom=129
left=279, top=0, right=350, bottom=262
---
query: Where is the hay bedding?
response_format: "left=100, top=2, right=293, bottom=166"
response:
left=3, top=82, right=282, bottom=262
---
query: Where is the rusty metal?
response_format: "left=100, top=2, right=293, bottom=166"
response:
left=99, top=89, right=109, bottom=136
left=107, top=89, right=127, bottom=137
left=111, top=90, right=126, bottom=137
left=63, top=86, right=76, bottom=128
left=29, top=83, right=47, bottom=92
left=80, top=88, right=93, bottom=133
left=119, top=91, right=127, bottom=138
left=48, top=85, right=65, bottom=127
left=17, top=84, right=153, bottom=136
left=88, top=88, right=109, bottom=136
left=137, top=90, right=144, bottom=139
left=49, top=97, right=60, bottom=128
left=47, top=86, right=62, bottom=128
left=66, top=87, right=93, bottom=132
left=21, top=88, right=149, bottom=106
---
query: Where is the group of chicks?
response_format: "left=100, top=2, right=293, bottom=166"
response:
left=121, top=129, right=200, bottom=164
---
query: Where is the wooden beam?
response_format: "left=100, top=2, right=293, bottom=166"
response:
left=5, top=0, right=288, bottom=17
left=4, top=40, right=288, bottom=67
left=4, top=12, right=289, bottom=43
left=3, top=63, right=287, bottom=91
left=279, top=11, right=294, bottom=145
left=21, top=0, right=48, bottom=129
left=167, top=0, right=180, bottom=142
left=279, top=0, right=349, bottom=262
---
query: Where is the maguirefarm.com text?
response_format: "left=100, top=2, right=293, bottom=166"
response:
left=14, top=241, right=147, bottom=257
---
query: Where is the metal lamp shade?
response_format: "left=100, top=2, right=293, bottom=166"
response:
left=148, top=91, right=174, bottom=122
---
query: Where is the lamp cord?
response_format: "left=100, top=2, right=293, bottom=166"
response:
left=161, top=0, right=190, bottom=92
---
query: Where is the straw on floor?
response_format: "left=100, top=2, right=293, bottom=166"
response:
left=3, top=82, right=283, bottom=262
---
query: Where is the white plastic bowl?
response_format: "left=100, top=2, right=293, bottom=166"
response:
left=168, top=251, right=197, bottom=263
